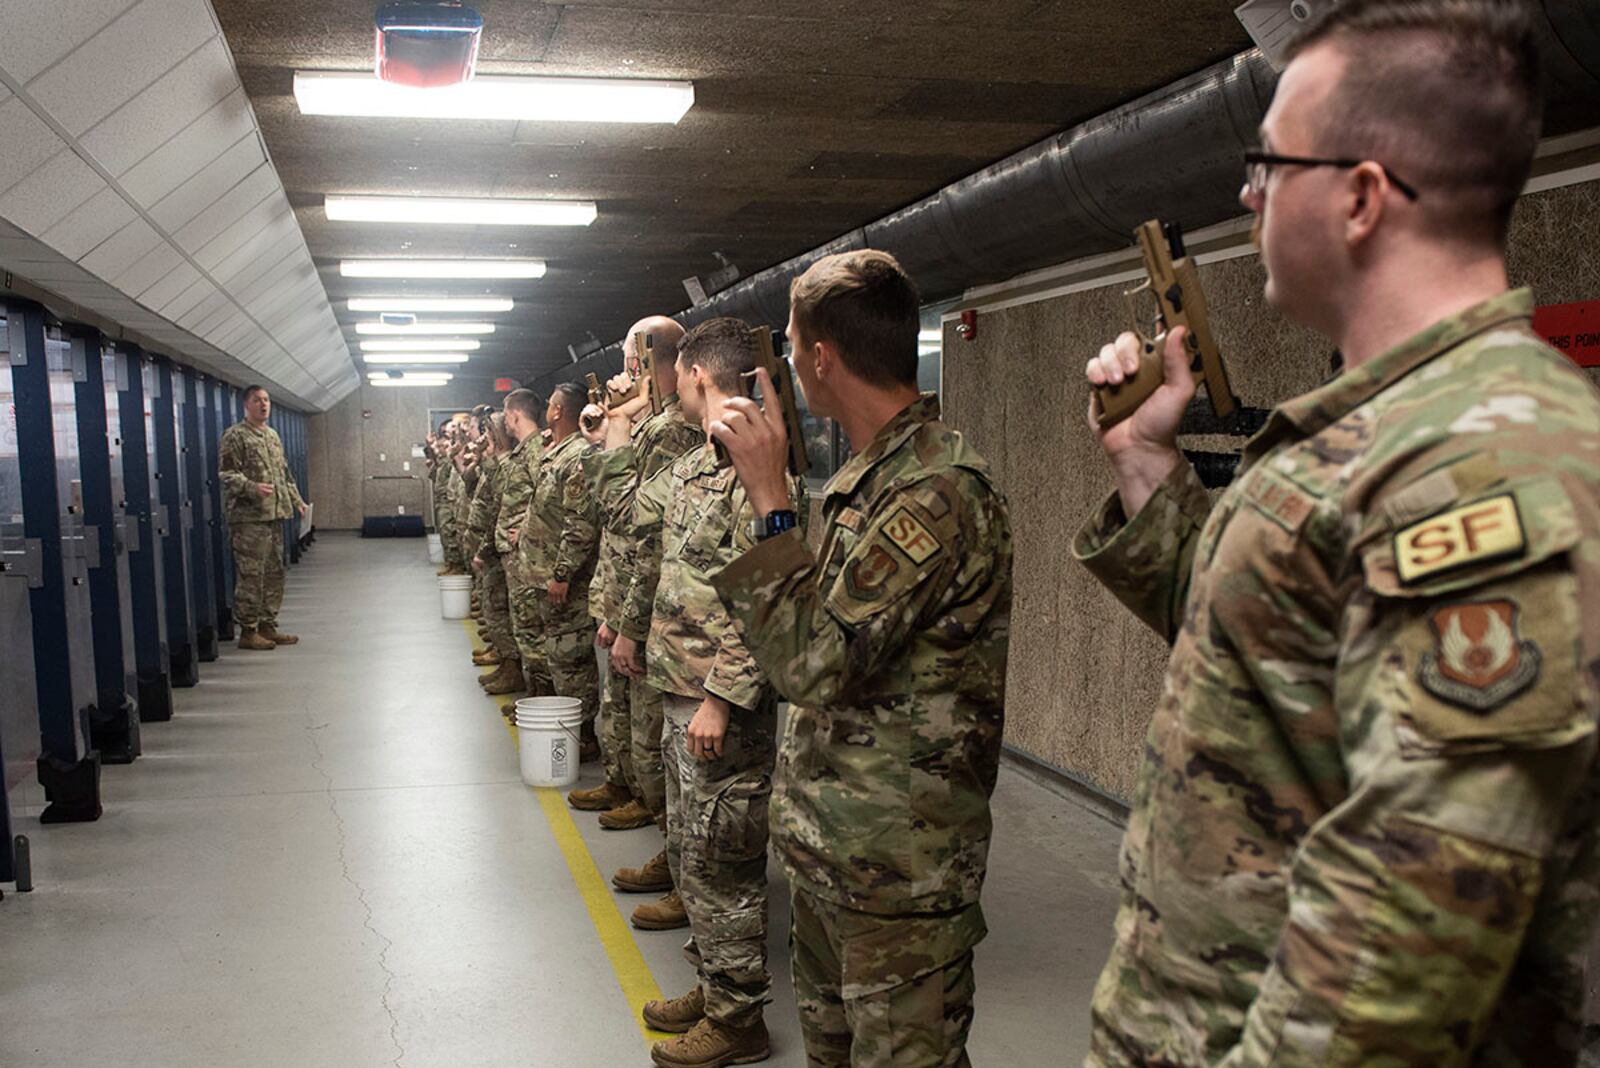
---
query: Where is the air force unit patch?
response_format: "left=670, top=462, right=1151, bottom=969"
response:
left=1418, top=600, right=1541, bottom=712
left=1394, top=494, right=1525, bottom=585
left=883, top=508, right=942, bottom=565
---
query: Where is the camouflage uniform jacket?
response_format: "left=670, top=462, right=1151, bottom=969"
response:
left=645, top=441, right=802, bottom=708
left=1073, top=290, right=1600, bottom=1068
left=711, top=394, right=1013, bottom=920
left=465, top=455, right=502, bottom=561
left=520, top=432, right=598, bottom=590
left=588, top=395, right=705, bottom=626
left=494, top=437, right=538, bottom=556
left=218, top=420, right=305, bottom=524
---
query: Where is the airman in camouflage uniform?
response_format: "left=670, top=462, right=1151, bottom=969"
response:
left=219, top=385, right=309, bottom=650
left=709, top=252, right=1012, bottom=1068
left=500, top=391, right=553, bottom=701
left=521, top=384, right=601, bottom=748
left=468, top=418, right=523, bottom=694
left=1073, top=5, right=1600, bottom=1064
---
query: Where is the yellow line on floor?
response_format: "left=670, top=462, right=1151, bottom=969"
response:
left=456, top=615, right=672, bottom=1046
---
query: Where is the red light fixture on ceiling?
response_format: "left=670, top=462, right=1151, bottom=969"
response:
left=375, top=2, right=484, bottom=88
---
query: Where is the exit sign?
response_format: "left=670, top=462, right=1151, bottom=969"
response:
left=494, top=377, right=516, bottom=392
left=1534, top=300, right=1600, bottom=368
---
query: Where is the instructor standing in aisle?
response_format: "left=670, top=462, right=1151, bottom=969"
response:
left=219, top=384, right=308, bottom=651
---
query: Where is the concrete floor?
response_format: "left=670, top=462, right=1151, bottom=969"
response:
left=0, top=533, right=1123, bottom=1067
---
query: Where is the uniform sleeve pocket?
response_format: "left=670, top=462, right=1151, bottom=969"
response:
left=1359, top=478, right=1592, bottom=757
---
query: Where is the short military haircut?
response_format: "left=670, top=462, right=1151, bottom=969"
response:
left=1284, top=0, right=1542, bottom=245
left=551, top=382, right=587, bottom=419
left=503, top=388, right=541, bottom=422
left=679, top=318, right=756, bottom=394
left=486, top=412, right=512, bottom=452
left=243, top=384, right=268, bottom=401
left=789, top=250, right=920, bottom=387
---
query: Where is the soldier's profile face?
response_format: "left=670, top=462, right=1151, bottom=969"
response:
left=245, top=389, right=270, bottom=423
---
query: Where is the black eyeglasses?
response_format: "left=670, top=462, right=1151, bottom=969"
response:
left=1243, top=150, right=1420, bottom=201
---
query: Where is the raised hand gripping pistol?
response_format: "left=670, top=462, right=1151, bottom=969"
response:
left=1093, top=220, right=1239, bottom=430
left=612, top=332, right=664, bottom=416
left=713, top=326, right=809, bottom=477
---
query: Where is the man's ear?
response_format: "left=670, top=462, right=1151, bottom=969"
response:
left=1345, top=161, right=1388, bottom=247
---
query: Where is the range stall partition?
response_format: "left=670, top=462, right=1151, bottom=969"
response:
left=117, top=342, right=174, bottom=723
left=70, top=329, right=140, bottom=764
left=150, top=355, right=200, bottom=689
left=178, top=369, right=219, bottom=664
left=6, top=301, right=101, bottom=823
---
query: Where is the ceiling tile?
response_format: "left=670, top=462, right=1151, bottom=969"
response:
left=119, top=241, right=185, bottom=297
left=0, top=150, right=107, bottom=237
left=0, top=99, right=69, bottom=197
left=155, top=273, right=213, bottom=319
left=25, top=0, right=220, bottom=137
left=80, top=217, right=163, bottom=280
left=147, top=131, right=267, bottom=235
left=79, top=37, right=238, bottom=177
left=120, top=88, right=256, bottom=207
left=170, top=162, right=277, bottom=254
left=40, top=186, right=138, bottom=260
left=0, top=0, right=138, bottom=85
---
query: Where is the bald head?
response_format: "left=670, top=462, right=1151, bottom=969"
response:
left=627, top=315, right=686, bottom=396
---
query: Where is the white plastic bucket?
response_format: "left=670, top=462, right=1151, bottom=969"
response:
left=439, top=574, right=473, bottom=619
left=514, top=697, right=584, bottom=787
left=427, top=533, right=444, bottom=564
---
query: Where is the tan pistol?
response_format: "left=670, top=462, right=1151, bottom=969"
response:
left=585, top=373, right=603, bottom=407
left=713, top=325, right=810, bottom=477
left=1094, top=219, right=1238, bottom=431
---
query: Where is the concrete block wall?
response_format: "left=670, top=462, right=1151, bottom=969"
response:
left=942, top=178, right=1600, bottom=801
left=306, top=377, right=507, bottom=530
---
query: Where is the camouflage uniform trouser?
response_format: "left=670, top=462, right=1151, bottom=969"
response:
left=437, top=494, right=464, bottom=568
left=598, top=631, right=633, bottom=792
left=789, top=889, right=983, bottom=1068
left=538, top=593, right=599, bottom=725
left=661, top=692, right=775, bottom=1028
left=630, top=676, right=667, bottom=821
left=481, top=561, right=516, bottom=659
left=230, top=520, right=284, bottom=630
left=504, top=552, right=552, bottom=694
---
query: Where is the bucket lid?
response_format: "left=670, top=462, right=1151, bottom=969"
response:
left=514, top=696, right=583, bottom=711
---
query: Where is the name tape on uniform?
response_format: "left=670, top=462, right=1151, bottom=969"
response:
left=1395, top=494, right=1525, bottom=585
left=884, top=508, right=942, bottom=565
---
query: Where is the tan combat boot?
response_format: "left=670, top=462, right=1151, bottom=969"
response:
left=650, top=1017, right=769, bottom=1068
left=472, top=648, right=500, bottom=667
left=237, top=628, right=276, bottom=651
left=613, top=850, right=672, bottom=894
left=567, top=781, right=630, bottom=812
left=632, top=889, right=689, bottom=931
left=258, top=624, right=298, bottom=646
left=481, top=659, right=525, bottom=696
left=600, top=798, right=655, bottom=831
left=642, top=985, right=705, bottom=1034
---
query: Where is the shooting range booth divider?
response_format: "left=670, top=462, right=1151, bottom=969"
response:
left=0, top=303, right=44, bottom=874
left=151, top=355, right=200, bottom=689
left=8, top=301, right=102, bottom=823
left=179, top=369, right=218, bottom=663
left=118, top=343, right=174, bottom=723
left=70, top=329, right=141, bottom=764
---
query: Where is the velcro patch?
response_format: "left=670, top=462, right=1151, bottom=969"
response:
left=1418, top=600, right=1540, bottom=712
left=1394, top=494, right=1525, bottom=585
left=835, top=507, right=866, bottom=533
left=845, top=544, right=900, bottom=599
left=883, top=509, right=941, bottom=564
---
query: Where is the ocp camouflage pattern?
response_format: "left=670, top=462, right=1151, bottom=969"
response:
left=1073, top=290, right=1600, bottom=1067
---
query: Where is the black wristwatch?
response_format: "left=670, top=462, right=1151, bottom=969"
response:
left=752, top=510, right=799, bottom=541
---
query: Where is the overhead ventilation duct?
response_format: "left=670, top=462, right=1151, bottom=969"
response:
left=661, top=0, right=1598, bottom=339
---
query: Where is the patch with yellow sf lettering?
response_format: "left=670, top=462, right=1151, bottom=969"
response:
left=1394, top=494, right=1525, bottom=586
left=883, top=508, right=942, bottom=565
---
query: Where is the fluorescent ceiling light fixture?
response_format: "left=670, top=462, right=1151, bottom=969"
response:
left=355, top=321, right=496, bottom=336
left=370, top=379, right=453, bottom=387
left=340, top=259, right=546, bottom=279
left=918, top=329, right=942, bottom=343
left=295, top=71, right=695, bottom=124
left=369, top=371, right=453, bottom=381
left=361, top=354, right=471, bottom=365
left=361, top=339, right=480, bottom=352
left=326, top=195, right=596, bottom=227
left=348, top=297, right=514, bottom=313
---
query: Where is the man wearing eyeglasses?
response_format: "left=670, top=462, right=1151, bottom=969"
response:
left=1075, top=2, right=1600, bottom=1066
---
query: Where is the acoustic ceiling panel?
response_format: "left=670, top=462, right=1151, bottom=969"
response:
left=0, top=0, right=356, bottom=409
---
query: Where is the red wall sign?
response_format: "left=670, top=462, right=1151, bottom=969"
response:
left=1533, top=300, right=1600, bottom=368
left=494, top=377, right=516, bottom=393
